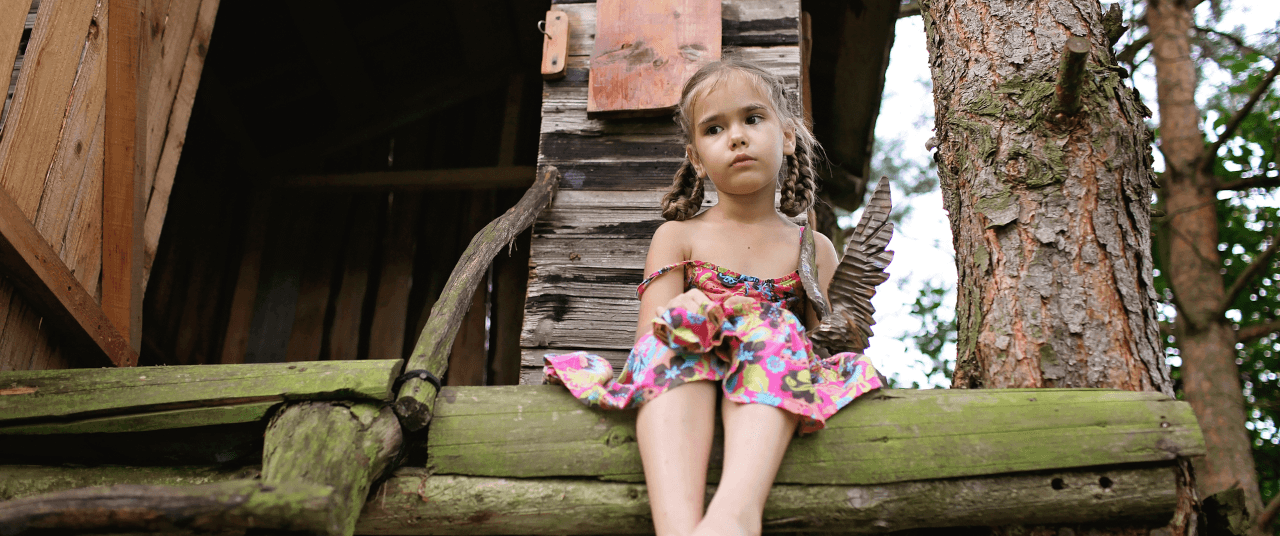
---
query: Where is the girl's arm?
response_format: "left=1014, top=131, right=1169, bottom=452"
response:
left=804, top=230, right=840, bottom=331
left=635, top=221, right=696, bottom=342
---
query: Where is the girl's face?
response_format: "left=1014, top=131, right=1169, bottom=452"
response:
left=687, top=72, right=796, bottom=198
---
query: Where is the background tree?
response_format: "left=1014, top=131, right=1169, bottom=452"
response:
left=1124, top=0, right=1279, bottom=520
left=918, top=0, right=1190, bottom=532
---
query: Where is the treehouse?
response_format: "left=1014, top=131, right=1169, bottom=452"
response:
left=0, top=0, right=1209, bottom=535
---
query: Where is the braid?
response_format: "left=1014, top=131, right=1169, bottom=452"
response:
left=778, top=130, right=817, bottom=217
left=661, top=159, right=705, bottom=221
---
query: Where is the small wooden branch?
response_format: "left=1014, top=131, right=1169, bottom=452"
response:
left=0, top=480, right=338, bottom=535
left=262, top=402, right=403, bottom=536
left=1199, top=55, right=1280, bottom=174
left=1238, top=319, right=1280, bottom=345
left=1116, top=34, right=1151, bottom=66
left=1256, top=489, right=1280, bottom=533
left=1217, top=176, right=1280, bottom=192
left=1055, top=36, right=1091, bottom=116
left=1219, top=228, right=1280, bottom=315
left=394, top=167, right=559, bottom=431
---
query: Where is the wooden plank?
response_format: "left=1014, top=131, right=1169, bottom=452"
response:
left=365, top=193, right=419, bottom=362
left=359, top=466, right=1177, bottom=534
left=272, top=166, right=537, bottom=190
left=325, top=194, right=381, bottom=361
left=284, top=197, right=349, bottom=362
left=0, top=401, right=279, bottom=435
left=141, top=0, right=201, bottom=198
left=0, top=465, right=250, bottom=501
left=445, top=192, right=494, bottom=386
left=489, top=225, right=531, bottom=386
left=61, top=106, right=107, bottom=296
left=0, top=0, right=97, bottom=218
left=587, top=0, right=720, bottom=115
left=143, top=0, right=221, bottom=288
left=243, top=195, right=318, bottom=363
left=34, top=1, right=108, bottom=257
left=540, top=10, right=568, bottom=79
left=426, top=386, right=1204, bottom=485
left=0, top=4, right=28, bottom=119
left=219, top=190, right=272, bottom=364
left=0, top=359, right=403, bottom=424
left=556, top=2, right=799, bottom=63
left=104, top=0, right=145, bottom=353
left=0, top=166, right=134, bottom=367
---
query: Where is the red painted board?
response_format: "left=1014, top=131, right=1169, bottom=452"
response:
left=588, top=0, right=721, bottom=116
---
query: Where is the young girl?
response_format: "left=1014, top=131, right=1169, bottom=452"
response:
left=545, top=59, right=882, bottom=536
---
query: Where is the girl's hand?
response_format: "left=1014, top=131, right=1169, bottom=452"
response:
left=658, top=289, right=712, bottom=317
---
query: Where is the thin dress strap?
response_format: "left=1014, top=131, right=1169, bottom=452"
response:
left=636, top=260, right=697, bottom=299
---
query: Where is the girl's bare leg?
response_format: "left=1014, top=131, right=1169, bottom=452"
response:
left=637, top=379, right=718, bottom=536
left=693, top=400, right=799, bottom=536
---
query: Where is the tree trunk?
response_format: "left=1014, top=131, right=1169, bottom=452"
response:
left=1146, top=0, right=1262, bottom=515
left=921, top=0, right=1184, bottom=531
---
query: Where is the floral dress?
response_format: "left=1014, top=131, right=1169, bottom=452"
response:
left=543, top=231, right=882, bottom=434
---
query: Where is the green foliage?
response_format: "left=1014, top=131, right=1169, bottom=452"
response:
left=892, top=279, right=956, bottom=389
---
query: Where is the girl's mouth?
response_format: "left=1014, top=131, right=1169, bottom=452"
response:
left=731, top=154, right=756, bottom=167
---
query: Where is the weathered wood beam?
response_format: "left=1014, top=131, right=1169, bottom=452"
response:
left=105, top=0, right=147, bottom=352
left=427, top=386, right=1205, bottom=485
left=0, top=359, right=401, bottom=425
left=271, top=167, right=536, bottom=191
left=357, top=467, right=1177, bottom=535
left=0, top=400, right=276, bottom=435
left=0, top=464, right=1181, bottom=534
left=0, top=479, right=338, bottom=535
left=394, top=167, right=560, bottom=431
left=262, top=402, right=402, bottom=536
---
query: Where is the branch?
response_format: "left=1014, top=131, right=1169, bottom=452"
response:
left=1116, top=34, right=1151, bottom=65
left=1217, top=176, right=1280, bottom=192
left=1199, top=56, right=1280, bottom=174
left=1220, top=228, right=1280, bottom=315
left=1237, top=319, right=1280, bottom=345
left=1256, top=490, right=1280, bottom=533
left=1193, top=26, right=1262, bottom=57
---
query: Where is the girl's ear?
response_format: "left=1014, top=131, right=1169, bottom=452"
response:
left=686, top=144, right=705, bottom=177
left=782, top=120, right=797, bottom=156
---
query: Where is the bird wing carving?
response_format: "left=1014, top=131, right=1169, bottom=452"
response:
left=806, top=176, right=895, bottom=356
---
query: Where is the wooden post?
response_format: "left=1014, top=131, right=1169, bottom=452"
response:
left=105, top=0, right=146, bottom=352
left=394, top=167, right=559, bottom=431
left=261, top=402, right=402, bottom=536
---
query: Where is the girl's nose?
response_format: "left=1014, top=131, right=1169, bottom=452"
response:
left=730, top=131, right=747, bottom=149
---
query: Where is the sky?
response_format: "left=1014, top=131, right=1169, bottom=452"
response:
left=865, top=1, right=1280, bottom=388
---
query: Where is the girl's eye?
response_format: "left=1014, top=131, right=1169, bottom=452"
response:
left=746, top=114, right=764, bottom=125
left=705, top=125, right=723, bottom=135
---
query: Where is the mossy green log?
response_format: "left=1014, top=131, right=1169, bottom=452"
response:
left=0, top=360, right=402, bottom=425
left=355, top=466, right=1177, bottom=534
left=0, top=465, right=251, bottom=501
left=262, top=401, right=402, bottom=536
left=0, top=464, right=1181, bottom=534
left=0, top=479, right=337, bottom=535
left=427, top=386, right=1204, bottom=484
left=395, top=167, right=558, bottom=431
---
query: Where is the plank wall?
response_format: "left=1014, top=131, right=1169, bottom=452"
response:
left=520, top=0, right=802, bottom=383
left=0, top=0, right=215, bottom=371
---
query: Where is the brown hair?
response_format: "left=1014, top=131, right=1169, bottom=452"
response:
left=660, top=59, right=821, bottom=221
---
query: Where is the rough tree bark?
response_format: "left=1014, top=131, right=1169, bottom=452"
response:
left=1146, top=0, right=1263, bottom=515
left=920, top=0, right=1187, bottom=532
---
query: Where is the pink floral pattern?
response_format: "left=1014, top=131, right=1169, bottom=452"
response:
left=544, top=232, right=882, bottom=434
